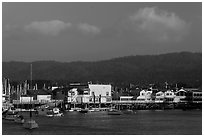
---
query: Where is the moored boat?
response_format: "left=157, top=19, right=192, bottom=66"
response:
left=14, top=115, right=25, bottom=124
left=122, top=109, right=136, bottom=114
left=23, top=64, right=38, bottom=130
left=79, top=109, right=89, bottom=113
left=107, top=109, right=122, bottom=115
left=23, top=119, right=39, bottom=129
left=3, top=109, right=19, bottom=121
left=46, top=107, right=64, bottom=117
left=122, top=109, right=135, bottom=114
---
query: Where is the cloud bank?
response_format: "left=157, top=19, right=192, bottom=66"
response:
left=128, top=7, right=190, bottom=42
left=4, top=8, right=189, bottom=42
left=24, top=20, right=72, bottom=36
left=77, top=23, right=101, bottom=34
left=23, top=20, right=101, bottom=36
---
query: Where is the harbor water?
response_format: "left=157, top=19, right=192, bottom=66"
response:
left=2, top=109, right=202, bottom=135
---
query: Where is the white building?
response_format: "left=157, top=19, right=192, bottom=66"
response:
left=120, top=96, right=133, bottom=102
left=88, top=84, right=112, bottom=103
left=67, top=88, right=78, bottom=103
left=37, top=95, right=51, bottom=103
left=174, top=88, right=187, bottom=103
left=51, top=86, right=59, bottom=91
left=136, top=89, right=153, bottom=103
left=67, top=88, right=90, bottom=103
left=164, top=90, right=175, bottom=103
left=20, top=96, right=34, bottom=103
left=2, top=95, right=6, bottom=103
left=67, top=84, right=112, bottom=104
left=184, top=88, right=202, bottom=103
left=155, top=91, right=165, bottom=103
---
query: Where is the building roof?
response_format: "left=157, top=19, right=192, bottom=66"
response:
left=27, top=89, right=52, bottom=96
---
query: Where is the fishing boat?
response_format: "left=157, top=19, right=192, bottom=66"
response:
left=3, top=109, right=19, bottom=121
left=107, top=109, right=122, bottom=115
left=46, top=107, right=64, bottom=117
left=23, top=64, right=39, bottom=129
left=88, top=108, right=100, bottom=112
left=78, top=109, right=89, bottom=113
left=14, top=115, right=25, bottom=124
left=122, top=109, right=135, bottom=114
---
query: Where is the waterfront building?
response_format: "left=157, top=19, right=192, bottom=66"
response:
left=183, top=88, right=202, bottom=103
left=155, top=91, right=165, bottom=103
left=173, top=88, right=187, bottom=103
left=88, top=84, right=112, bottom=103
left=52, top=86, right=59, bottom=91
left=192, top=90, right=202, bottom=103
left=13, top=89, right=53, bottom=109
left=68, top=88, right=77, bottom=103
left=68, top=88, right=90, bottom=104
left=2, top=95, right=6, bottom=103
left=52, top=88, right=69, bottom=100
left=66, top=83, right=112, bottom=104
left=164, top=90, right=175, bottom=103
left=129, top=88, right=141, bottom=100
left=37, top=94, right=52, bottom=103
left=120, top=96, right=133, bottom=102
left=67, top=83, right=90, bottom=104
left=20, top=96, right=34, bottom=103
left=136, top=89, right=152, bottom=103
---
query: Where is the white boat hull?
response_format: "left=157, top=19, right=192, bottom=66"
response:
left=14, top=118, right=25, bottom=124
left=46, top=113, right=64, bottom=117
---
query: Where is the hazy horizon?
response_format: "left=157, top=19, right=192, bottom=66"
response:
left=2, top=51, right=201, bottom=63
left=3, top=2, right=202, bottom=62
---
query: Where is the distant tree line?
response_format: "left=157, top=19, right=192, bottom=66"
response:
left=3, top=52, right=202, bottom=89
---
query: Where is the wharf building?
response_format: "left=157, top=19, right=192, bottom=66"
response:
left=11, top=83, right=112, bottom=110
left=2, top=78, right=202, bottom=110
left=65, top=83, right=112, bottom=109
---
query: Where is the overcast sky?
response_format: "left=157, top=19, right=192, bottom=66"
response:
left=2, top=2, right=202, bottom=62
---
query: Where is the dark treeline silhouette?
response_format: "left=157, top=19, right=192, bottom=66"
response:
left=3, top=52, right=202, bottom=88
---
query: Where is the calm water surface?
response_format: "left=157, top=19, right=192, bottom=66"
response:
left=2, top=109, right=202, bottom=135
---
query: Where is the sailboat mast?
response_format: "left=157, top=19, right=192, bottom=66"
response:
left=31, top=64, right=32, bottom=90
left=30, top=64, right=33, bottom=119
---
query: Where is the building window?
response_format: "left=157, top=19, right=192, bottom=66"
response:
left=106, top=97, right=111, bottom=102
left=106, top=92, right=109, bottom=96
left=95, top=98, right=99, bottom=102
left=89, top=98, right=92, bottom=102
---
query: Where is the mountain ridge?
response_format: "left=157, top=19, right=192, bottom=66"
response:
left=3, top=51, right=201, bottom=64
left=2, top=52, right=202, bottom=87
